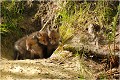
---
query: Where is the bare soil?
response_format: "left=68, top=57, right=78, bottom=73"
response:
left=0, top=51, right=80, bottom=79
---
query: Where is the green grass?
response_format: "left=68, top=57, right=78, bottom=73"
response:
left=56, top=1, right=119, bottom=79
left=1, top=1, right=24, bottom=36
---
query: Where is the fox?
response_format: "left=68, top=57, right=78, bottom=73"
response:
left=45, top=25, right=60, bottom=58
left=14, top=36, right=28, bottom=60
left=47, top=25, right=60, bottom=45
left=26, top=31, right=48, bottom=59
left=14, top=31, right=48, bottom=60
left=26, top=26, right=60, bottom=58
left=27, top=42, right=46, bottom=59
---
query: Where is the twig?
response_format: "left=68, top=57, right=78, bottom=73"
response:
left=40, top=14, right=54, bottom=31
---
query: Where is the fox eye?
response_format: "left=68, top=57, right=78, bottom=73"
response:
left=43, top=40, right=45, bottom=42
left=49, top=38, right=51, bottom=40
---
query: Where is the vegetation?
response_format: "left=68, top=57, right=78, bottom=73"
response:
left=57, top=1, right=119, bottom=79
left=58, top=1, right=119, bottom=43
left=1, top=1, right=24, bottom=36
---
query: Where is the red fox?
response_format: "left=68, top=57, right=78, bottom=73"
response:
left=14, top=25, right=60, bottom=59
left=27, top=26, right=60, bottom=59
left=47, top=25, right=60, bottom=45
left=27, top=43, right=45, bottom=59
left=14, top=36, right=28, bottom=60
left=14, top=31, right=48, bottom=60
left=45, top=25, right=60, bottom=58
left=26, top=31, right=48, bottom=59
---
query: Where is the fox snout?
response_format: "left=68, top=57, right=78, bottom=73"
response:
left=41, top=41, right=48, bottom=45
left=50, top=41, right=56, bottom=45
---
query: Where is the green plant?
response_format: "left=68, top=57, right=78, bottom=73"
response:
left=79, top=57, right=94, bottom=79
left=1, top=1, right=24, bottom=36
left=58, top=1, right=78, bottom=44
left=60, top=25, right=74, bottom=44
left=112, top=4, right=119, bottom=54
left=57, top=1, right=119, bottom=78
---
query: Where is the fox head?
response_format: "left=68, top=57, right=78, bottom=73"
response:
left=47, top=25, right=60, bottom=45
left=35, top=31, right=48, bottom=45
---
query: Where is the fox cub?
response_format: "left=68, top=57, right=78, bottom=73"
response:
left=26, top=25, right=60, bottom=59
left=14, top=25, right=60, bottom=59
left=26, top=31, right=48, bottom=59
left=14, top=31, right=48, bottom=60
left=45, top=25, right=60, bottom=58
left=14, top=36, right=28, bottom=60
left=47, top=25, right=60, bottom=45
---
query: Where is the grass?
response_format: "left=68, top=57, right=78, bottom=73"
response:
left=58, top=1, right=119, bottom=48
left=1, top=1, right=24, bottom=35
left=57, top=1, right=119, bottom=79
left=60, top=25, right=74, bottom=44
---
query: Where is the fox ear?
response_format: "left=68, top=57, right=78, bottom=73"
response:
left=56, top=25, right=59, bottom=32
left=47, top=25, right=59, bottom=33
left=47, top=26, right=52, bottom=34
left=36, top=32, right=42, bottom=38
left=53, top=25, right=59, bottom=32
left=47, top=26, right=52, bottom=31
left=53, top=24, right=58, bottom=29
